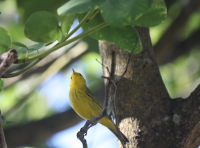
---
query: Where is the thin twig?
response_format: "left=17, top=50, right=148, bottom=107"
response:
left=96, top=58, right=111, bottom=76
left=77, top=84, right=110, bottom=147
left=0, top=110, right=7, bottom=148
left=109, top=51, right=126, bottom=148
left=77, top=53, right=114, bottom=147
left=77, top=129, right=87, bottom=148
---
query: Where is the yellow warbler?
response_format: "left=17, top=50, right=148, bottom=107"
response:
left=69, top=69, right=129, bottom=144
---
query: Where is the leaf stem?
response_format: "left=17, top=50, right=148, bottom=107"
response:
left=59, top=26, right=66, bottom=38
left=64, top=10, right=96, bottom=41
left=2, top=58, right=43, bottom=78
left=17, top=22, right=108, bottom=63
left=89, top=9, right=100, bottom=21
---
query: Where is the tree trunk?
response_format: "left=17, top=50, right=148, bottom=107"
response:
left=99, top=27, right=200, bottom=148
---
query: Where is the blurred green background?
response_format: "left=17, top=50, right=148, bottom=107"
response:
left=0, top=0, right=200, bottom=147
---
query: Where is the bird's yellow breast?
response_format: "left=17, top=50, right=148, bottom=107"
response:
left=69, top=86, right=100, bottom=120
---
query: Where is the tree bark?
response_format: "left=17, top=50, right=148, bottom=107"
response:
left=99, top=27, right=200, bottom=148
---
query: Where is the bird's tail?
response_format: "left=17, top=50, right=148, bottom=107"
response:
left=99, top=116, right=129, bottom=144
left=108, top=127, right=129, bottom=144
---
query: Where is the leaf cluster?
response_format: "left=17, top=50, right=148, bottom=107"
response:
left=0, top=0, right=167, bottom=92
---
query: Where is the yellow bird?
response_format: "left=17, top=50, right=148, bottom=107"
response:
left=69, top=69, right=129, bottom=144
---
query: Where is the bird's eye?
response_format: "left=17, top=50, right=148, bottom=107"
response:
left=71, top=77, right=72, bottom=79
left=80, top=74, right=82, bottom=76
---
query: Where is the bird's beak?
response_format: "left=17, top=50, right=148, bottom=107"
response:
left=72, top=69, right=76, bottom=75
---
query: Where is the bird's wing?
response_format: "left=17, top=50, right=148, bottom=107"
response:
left=85, top=87, right=103, bottom=109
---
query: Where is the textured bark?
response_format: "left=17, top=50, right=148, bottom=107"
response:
left=99, top=27, right=200, bottom=148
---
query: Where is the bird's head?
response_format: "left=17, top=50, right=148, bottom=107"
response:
left=70, top=69, right=87, bottom=87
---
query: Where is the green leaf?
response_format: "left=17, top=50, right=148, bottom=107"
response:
left=0, top=79, right=5, bottom=93
left=17, top=43, right=47, bottom=54
left=132, top=1, right=167, bottom=27
left=57, top=0, right=105, bottom=16
left=153, top=0, right=163, bottom=4
left=0, top=27, right=11, bottom=53
left=82, top=36, right=99, bottom=53
left=79, top=13, right=142, bottom=53
left=17, top=0, right=68, bottom=21
left=24, top=11, right=61, bottom=43
left=61, top=14, right=76, bottom=35
left=12, top=42, right=28, bottom=49
left=100, top=0, right=153, bottom=28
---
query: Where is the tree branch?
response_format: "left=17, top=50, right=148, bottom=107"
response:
left=0, top=49, right=18, bottom=78
left=99, top=27, right=171, bottom=148
left=154, top=0, right=200, bottom=65
left=179, top=85, right=200, bottom=148
left=77, top=52, right=115, bottom=147
left=156, top=28, right=200, bottom=65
